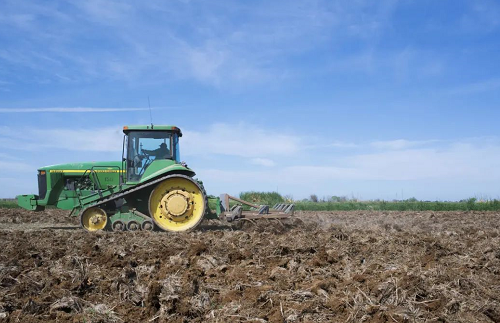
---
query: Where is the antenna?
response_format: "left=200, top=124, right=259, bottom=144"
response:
left=148, top=96, right=153, bottom=128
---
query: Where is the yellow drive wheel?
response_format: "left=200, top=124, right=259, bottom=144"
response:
left=149, top=175, right=206, bottom=232
left=81, top=207, right=108, bottom=231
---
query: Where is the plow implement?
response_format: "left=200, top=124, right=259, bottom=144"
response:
left=217, top=194, right=295, bottom=222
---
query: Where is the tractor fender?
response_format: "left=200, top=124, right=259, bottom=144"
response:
left=139, top=162, right=195, bottom=183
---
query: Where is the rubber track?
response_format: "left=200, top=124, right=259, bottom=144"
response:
left=79, top=174, right=209, bottom=229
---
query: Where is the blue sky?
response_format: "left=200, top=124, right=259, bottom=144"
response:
left=0, top=0, right=499, bottom=201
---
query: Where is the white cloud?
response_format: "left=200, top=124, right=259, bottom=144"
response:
left=197, top=137, right=500, bottom=199
left=0, top=123, right=334, bottom=157
left=74, top=0, right=132, bottom=23
left=447, top=78, right=500, bottom=95
left=461, top=0, right=500, bottom=33
left=0, top=123, right=301, bottom=157
left=183, top=123, right=300, bottom=158
left=0, top=160, right=35, bottom=173
left=0, top=13, right=36, bottom=29
left=291, top=141, right=500, bottom=181
left=306, top=141, right=359, bottom=149
left=0, top=1, right=403, bottom=87
left=0, top=152, right=27, bottom=163
left=371, top=139, right=438, bottom=150
left=250, top=158, right=275, bottom=167
left=0, top=126, right=123, bottom=152
left=0, top=107, right=156, bottom=113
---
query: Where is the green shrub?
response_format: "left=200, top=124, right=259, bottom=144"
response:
left=239, top=191, right=285, bottom=207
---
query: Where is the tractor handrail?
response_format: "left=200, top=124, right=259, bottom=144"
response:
left=88, top=165, right=123, bottom=190
left=75, top=165, right=122, bottom=205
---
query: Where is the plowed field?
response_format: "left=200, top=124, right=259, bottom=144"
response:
left=0, top=209, right=499, bottom=322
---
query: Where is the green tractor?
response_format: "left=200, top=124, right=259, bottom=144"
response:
left=16, top=125, right=212, bottom=232
left=16, top=125, right=295, bottom=232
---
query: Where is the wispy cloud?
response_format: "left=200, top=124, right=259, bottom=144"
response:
left=461, top=0, right=500, bottom=32
left=183, top=123, right=300, bottom=158
left=0, top=123, right=344, bottom=156
left=371, top=139, right=439, bottom=150
left=306, top=141, right=359, bottom=149
left=0, top=160, right=35, bottom=173
left=73, top=0, right=132, bottom=23
left=0, top=107, right=157, bottom=113
left=198, top=138, right=500, bottom=197
left=0, top=0, right=402, bottom=87
left=0, top=126, right=123, bottom=152
left=250, top=158, right=275, bottom=167
left=447, top=78, right=500, bottom=95
left=0, top=107, right=167, bottom=113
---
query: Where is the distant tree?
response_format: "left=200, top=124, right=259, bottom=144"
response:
left=330, top=196, right=348, bottom=202
left=466, top=197, right=477, bottom=211
left=310, top=194, right=318, bottom=203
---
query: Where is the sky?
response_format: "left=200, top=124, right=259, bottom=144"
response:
left=0, top=0, right=499, bottom=201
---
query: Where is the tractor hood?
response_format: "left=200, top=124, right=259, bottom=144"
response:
left=39, top=161, right=123, bottom=173
left=38, top=160, right=195, bottom=182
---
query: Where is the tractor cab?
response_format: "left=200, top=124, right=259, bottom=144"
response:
left=123, top=125, right=182, bottom=182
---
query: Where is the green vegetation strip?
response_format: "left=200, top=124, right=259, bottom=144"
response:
left=239, top=191, right=285, bottom=207
left=294, top=199, right=500, bottom=211
left=239, top=192, right=500, bottom=212
left=0, top=199, right=19, bottom=209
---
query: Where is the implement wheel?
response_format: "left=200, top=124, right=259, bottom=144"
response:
left=149, top=175, right=207, bottom=232
left=81, top=207, right=108, bottom=231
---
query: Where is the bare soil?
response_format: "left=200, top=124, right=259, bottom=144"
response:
left=0, top=209, right=499, bottom=322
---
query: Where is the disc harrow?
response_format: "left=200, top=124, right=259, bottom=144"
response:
left=219, top=194, right=295, bottom=223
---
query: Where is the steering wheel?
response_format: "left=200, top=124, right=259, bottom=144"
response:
left=141, top=150, right=151, bottom=161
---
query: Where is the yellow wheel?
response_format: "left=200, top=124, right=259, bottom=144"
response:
left=149, top=175, right=206, bottom=232
left=81, top=207, right=108, bottom=231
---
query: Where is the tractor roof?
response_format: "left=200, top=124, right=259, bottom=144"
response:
left=123, top=125, right=182, bottom=136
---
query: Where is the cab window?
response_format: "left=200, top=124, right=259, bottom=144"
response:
left=126, top=131, right=174, bottom=182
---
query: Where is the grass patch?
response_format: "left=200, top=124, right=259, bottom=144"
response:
left=0, top=199, right=19, bottom=209
left=239, top=191, right=284, bottom=207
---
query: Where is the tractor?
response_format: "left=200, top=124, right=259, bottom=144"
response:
left=16, top=125, right=295, bottom=232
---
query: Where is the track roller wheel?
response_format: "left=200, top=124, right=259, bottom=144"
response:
left=141, top=220, right=154, bottom=231
left=149, top=175, right=207, bottom=232
left=127, top=220, right=140, bottom=231
left=112, top=220, right=125, bottom=232
left=81, top=207, right=108, bottom=232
